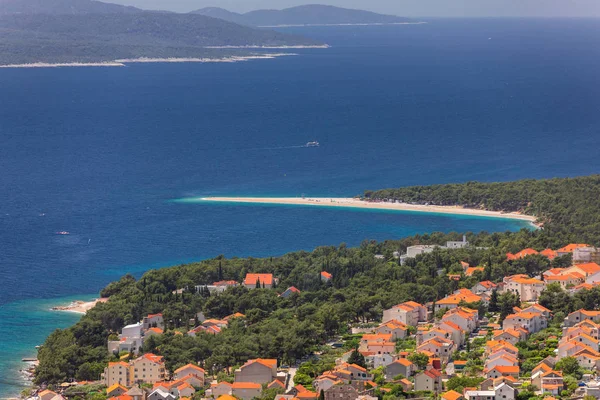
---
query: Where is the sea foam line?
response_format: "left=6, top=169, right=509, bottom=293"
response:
left=0, top=54, right=298, bottom=69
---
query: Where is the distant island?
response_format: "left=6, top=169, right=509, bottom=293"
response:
left=190, top=4, right=416, bottom=27
left=0, top=0, right=326, bottom=66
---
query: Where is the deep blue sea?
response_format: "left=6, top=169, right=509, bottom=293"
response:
left=1, top=18, right=599, bottom=397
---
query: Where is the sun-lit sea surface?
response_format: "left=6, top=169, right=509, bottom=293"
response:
left=1, top=19, right=600, bottom=396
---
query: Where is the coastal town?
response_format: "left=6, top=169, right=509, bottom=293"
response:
left=29, top=240, right=600, bottom=400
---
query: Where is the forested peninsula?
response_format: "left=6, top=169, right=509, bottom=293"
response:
left=0, top=0, right=324, bottom=65
left=33, top=175, right=600, bottom=400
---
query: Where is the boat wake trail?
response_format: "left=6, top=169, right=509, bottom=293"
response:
left=243, top=145, right=308, bottom=151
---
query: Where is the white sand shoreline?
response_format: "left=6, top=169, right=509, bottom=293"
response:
left=203, top=44, right=329, bottom=49
left=198, top=197, right=538, bottom=224
left=0, top=53, right=298, bottom=69
left=258, top=22, right=427, bottom=28
left=51, top=298, right=108, bottom=314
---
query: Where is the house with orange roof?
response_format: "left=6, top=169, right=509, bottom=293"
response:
left=382, top=301, right=427, bottom=326
left=389, top=378, right=410, bottom=392
left=563, top=328, right=599, bottom=345
left=565, top=331, right=599, bottom=350
left=486, top=365, right=519, bottom=379
left=545, top=273, right=585, bottom=289
left=267, top=379, right=286, bottom=390
left=202, top=319, right=228, bottom=328
left=296, top=389, right=319, bottom=400
left=570, top=282, right=599, bottom=293
left=465, top=267, right=484, bottom=277
left=143, top=313, right=164, bottom=330
left=557, top=243, right=590, bottom=256
left=39, top=390, right=65, bottom=400
left=103, top=361, right=132, bottom=387
left=417, top=337, right=454, bottom=362
left=435, top=289, right=481, bottom=311
left=503, top=275, right=545, bottom=302
left=187, top=324, right=221, bottom=336
left=538, top=371, right=564, bottom=396
left=212, top=382, right=263, bottom=400
left=441, top=390, right=464, bottom=400
left=313, top=374, right=342, bottom=393
left=460, top=261, right=470, bottom=270
left=131, top=354, right=166, bottom=384
left=439, top=320, right=466, bottom=346
left=360, top=333, right=392, bottom=344
left=557, top=339, right=599, bottom=359
left=244, top=273, right=275, bottom=289
left=210, top=382, right=234, bottom=398
left=471, top=281, right=497, bottom=295
left=543, top=268, right=566, bottom=278
left=320, top=271, right=333, bottom=282
left=503, top=311, right=547, bottom=334
left=414, top=368, right=442, bottom=392
left=223, top=312, right=246, bottom=321
left=465, top=383, right=516, bottom=400
left=485, top=341, right=519, bottom=358
left=441, top=307, right=479, bottom=333
left=145, top=327, right=163, bottom=337
left=332, top=363, right=373, bottom=381
left=234, top=358, right=277, bottom=384
left=484, top=354, right=519, bottom=372
left=107, top=384, right=129, bottom=397
left=540, top=248, right=558, bottom=260
left=174, top=363, right=205, bottom=381
left=520, top=303, right=552, bottom=318
left=361, top=341, right=395, bottom=355
left=384, top=358, right=414, bottom=380
left=210, top=280, right=239, bottom=293
left=417, top=326, right=452, bottom=346
left=575, top=352, right=600, bottom=370
left=566, top=262, right=600, bottom=277
left=375, top=319, right=408, bottom=340
left=564, top=309, right=600, bottom=327
left=506, top=248, right=538, bottom=261
left=280, top=286, right=301, bottom=298
left=492, top=329, right=527, bottom=345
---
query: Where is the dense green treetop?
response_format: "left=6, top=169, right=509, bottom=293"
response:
left=365, top=175, right=600, bottom=245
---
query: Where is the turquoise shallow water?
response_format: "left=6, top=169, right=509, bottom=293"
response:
left=1, top=19, right=600, bottom=396
left=0, top=296, right=92, bottom=398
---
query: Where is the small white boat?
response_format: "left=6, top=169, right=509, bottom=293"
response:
left=305, top=141, right=320, bottom=147
left=56, top=231, right=70, bottom=235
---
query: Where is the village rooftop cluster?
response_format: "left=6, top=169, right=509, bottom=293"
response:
left=32, top=242, right=600, bottom=400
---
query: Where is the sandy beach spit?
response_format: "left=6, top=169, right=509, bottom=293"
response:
left=52, top=298, right=108, bottom=314
left=258, top=22, right=427, bottom=28
left=0, top=54, right=298, bottom=69
left=199, top=197, right=538, bottom=223
left=203, top=45, right=330, bottom=49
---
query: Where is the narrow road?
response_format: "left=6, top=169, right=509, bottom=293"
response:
left=286, top=367, right=297, bottom=391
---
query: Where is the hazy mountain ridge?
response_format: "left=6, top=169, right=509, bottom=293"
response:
left=0, top=0, right=142, bottom=15
left=0, top=11, right=324, bottom=65
left=190, top=4, right=413, bottom=26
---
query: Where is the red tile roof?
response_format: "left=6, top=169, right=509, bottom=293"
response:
left=244, top=273, right=274, bottom=285
left=321, top=271, right=332, bottom=279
